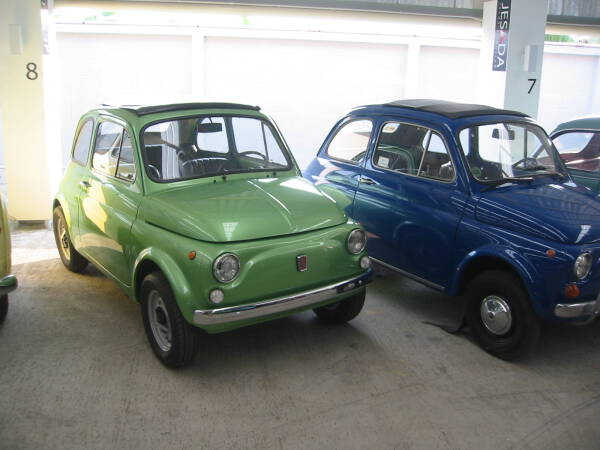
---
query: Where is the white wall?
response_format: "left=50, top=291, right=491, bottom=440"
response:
left=204, top=37, right=408, bottom=168
left=52, top=28, right=600, bottom=172
left=56, top=33, right=193, bottom=166
left=538, top=52, right=600, bottom=132
left=417, top=45, right=480, bottom=102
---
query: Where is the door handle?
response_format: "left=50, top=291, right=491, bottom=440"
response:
left=79, top=180, right=91, bottom=190
left=360, top=177, right=376, bottom=185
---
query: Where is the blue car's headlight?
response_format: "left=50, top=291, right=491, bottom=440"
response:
left=574, top=252, right=592, bottom=280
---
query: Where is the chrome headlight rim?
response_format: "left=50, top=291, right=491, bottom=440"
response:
left=574, top=252, right=593, bottom=280
left=213, top=253, right=240, bottom=283
left=347, top=228, right=367, bottom=255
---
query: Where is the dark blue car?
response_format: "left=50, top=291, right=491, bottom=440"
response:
left=305, top=99, right=600, bottom=359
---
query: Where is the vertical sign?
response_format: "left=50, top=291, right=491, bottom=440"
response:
left=492, top=0, right=511, bottom=71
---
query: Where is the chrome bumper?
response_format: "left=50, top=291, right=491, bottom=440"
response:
left=555, top=298, right=600, bottom=319
left=0, top=274, right=17, bottom=296
left=193, top=270, right=372, bottom=326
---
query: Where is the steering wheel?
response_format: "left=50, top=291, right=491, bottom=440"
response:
left=147, top=164, right=161, bottom=179
left=513, top=157, right=539, bottom=170
left=238, top=151, right=268, bottom=164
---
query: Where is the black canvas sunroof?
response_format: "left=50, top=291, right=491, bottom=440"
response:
left=384, top=99, right=528, bottom=119
left=115, top=103, right=261, bottom=116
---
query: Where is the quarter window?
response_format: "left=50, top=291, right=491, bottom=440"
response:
left=373, top=122, right=454, bottom=181
left=326, top=120, right=373, bottom=164
left=72, top=120, right=94, bottom=166
left=93, top=122, right=124, bottom=176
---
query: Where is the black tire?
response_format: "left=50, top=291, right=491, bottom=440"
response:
left=313, top=288, right=365, bottom=324
left=465, top=270, right=540, bottom=360
left=0, top=295, right=7, bottom=324
left=140, top=271, right=200, bottom=368
left=53, top=206, right=88, bottom=273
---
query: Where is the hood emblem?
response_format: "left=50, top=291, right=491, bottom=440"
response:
left=296, top=255, right=308, bottom=272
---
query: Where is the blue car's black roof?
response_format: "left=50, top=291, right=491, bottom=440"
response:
left=381, top=99, right=528, bottom=120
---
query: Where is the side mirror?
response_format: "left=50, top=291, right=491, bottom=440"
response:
left=197, top=122, right=223, bottom=133
left=492, top=128, right=515, bottom=140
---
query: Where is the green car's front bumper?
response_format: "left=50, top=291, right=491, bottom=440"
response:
left=0, top=274, right=17, bottom=296
left=193, top=269, right=372, bottom=327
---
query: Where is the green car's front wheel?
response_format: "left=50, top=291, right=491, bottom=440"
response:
left=0, top=295, right=7, bottom=324
left=140, top=272, right=200, bottom=368
left=53, top=206, right=88, bottom=273
left=313, top=288, right=365, bottom=324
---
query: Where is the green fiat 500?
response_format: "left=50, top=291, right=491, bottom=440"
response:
left=54, top=103, right=372, bottom=367
left=1, top=194, right=18, bottom=324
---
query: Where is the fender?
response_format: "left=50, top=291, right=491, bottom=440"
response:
left=132, top=247, right=196, bottom=324
left=449, top=245, right=546, bottom=317
left=52, top=194, right=70, bottom=225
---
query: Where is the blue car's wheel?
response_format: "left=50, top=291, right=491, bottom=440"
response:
left=465, top=270, right=540, bottom=360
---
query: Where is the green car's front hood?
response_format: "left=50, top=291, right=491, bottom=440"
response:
left=141, top=176, right=347, bottom=242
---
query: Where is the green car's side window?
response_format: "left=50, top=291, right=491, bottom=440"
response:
left=93, top=122, right=124, bottom=177
left=116, top=131, right=136, bottom=182
left=72, top=120, right=94, bottom=166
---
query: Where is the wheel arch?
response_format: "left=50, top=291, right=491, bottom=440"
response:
left=52, top=196, right=69, bottom=224
left=132, top=248, right=196, bottom=324
left=450, top=247, right=541, bottom=305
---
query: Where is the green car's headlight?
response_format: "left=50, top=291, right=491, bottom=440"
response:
left=347, top=229, right=366, bottom=254
left=213, top=253, right=240, bottom=283
left=574, top=252, right=592, bottom=280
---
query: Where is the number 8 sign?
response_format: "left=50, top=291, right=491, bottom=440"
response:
left=26, top=62, right=38, bottom=80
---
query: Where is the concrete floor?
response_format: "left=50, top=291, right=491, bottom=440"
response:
left=1, top=227, right=599, bottom=450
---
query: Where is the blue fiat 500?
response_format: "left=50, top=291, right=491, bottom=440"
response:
left=305, top=99, right=600, bottom=359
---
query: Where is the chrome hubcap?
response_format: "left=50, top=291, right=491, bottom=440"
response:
left=57, top=217, right=70, bottom=260
left=148, top=290, right=172, bottom=352
left=480, top=295, right=512, bottom=336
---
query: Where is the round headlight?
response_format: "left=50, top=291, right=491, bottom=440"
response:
left=347, top=229, right=367, bottom=254
left=574, top=252, right=592, bottom=280
left=213, top=253, right=240, bottom=283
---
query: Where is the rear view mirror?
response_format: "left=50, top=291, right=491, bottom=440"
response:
left=197, top=122, right=223, bottom=133
left=492, top=128, right=515, bottom=140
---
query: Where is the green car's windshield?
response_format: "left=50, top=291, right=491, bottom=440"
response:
left=458, top=122, right=566, bottom=183
left=142, top=115, right=292, bottom=182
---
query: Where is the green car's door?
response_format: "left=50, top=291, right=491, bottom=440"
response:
left=78, top=119, right=141, bottom=285
left=63, top=118, right=95, bottom=247
left=552, top=130, right=600, bottom=192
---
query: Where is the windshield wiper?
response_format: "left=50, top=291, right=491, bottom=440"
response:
left=528, top=170, right=567, bottom=180
left=481, top=176, right=534, bottom=191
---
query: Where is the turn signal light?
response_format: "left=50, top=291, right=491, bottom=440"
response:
left=188, top=251, right=197, bottom=260
left=564, top=284, right=580, bottom=299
